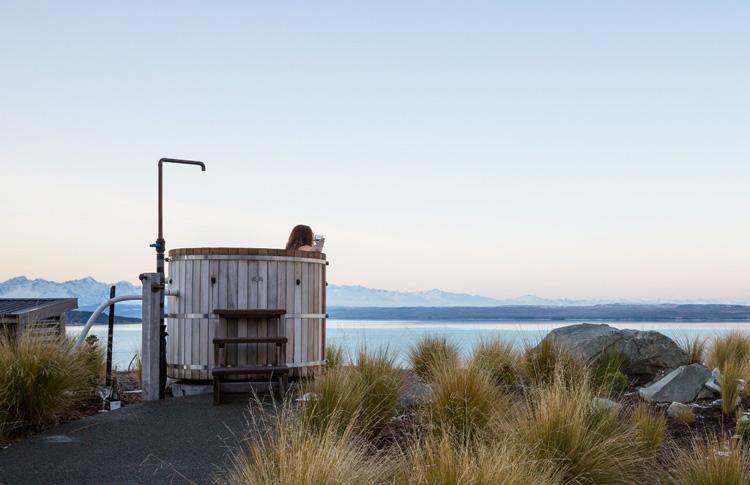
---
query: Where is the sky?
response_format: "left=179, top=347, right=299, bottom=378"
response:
left=1, top=2, right=749, bottom=301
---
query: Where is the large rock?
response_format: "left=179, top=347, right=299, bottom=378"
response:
left=543, top=323, right=688, bottom=381
left=638, top=364, right=712, bottom=403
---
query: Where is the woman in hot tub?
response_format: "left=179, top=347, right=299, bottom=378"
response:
left=285, top=224, right=324, bottom=252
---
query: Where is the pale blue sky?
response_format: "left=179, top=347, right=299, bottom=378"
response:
left=2, top=2, right=749, bottom=300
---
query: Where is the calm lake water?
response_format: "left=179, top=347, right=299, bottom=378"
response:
left=66, top=320, right=750, bottom=371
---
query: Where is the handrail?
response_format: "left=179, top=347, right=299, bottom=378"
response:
left=72, top=295, right=143, bottom=351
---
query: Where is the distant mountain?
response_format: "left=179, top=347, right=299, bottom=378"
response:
left=0, top=276, right=141, bottom=310
left=2, top=276, right=748, bottom=315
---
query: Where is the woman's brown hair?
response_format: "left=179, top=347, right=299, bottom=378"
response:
left=286, top=224, right=314, bottom=250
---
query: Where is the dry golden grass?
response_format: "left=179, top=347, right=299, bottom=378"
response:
left=720, top=361, right=744, bottom=416
left=408, top=335, right=460, bottom=380
left=512, top=372, right=651, bottom=484
left=670, top=405, right=696, bottom=426
left=631, top=404, right=667, bottom=455
left=669, top=437, right=750, bottom=485
left=0, top=329, right=101, bottom=431
left=397, top=433, right=560, bottom=485
left=301, top=348, right=403, bottom=438
left=424, top=365, right=502, bottom=445
left=325, top=343, right=346, bottom=370
left=223, top=402, right=394, bottom=485
left=708, top=331, right=750, bottom=374
left=678, top=334, right=708, bottom=365
left=469, top=338, right=519, bottom=391
left=520, top=338, right=587, bottom=387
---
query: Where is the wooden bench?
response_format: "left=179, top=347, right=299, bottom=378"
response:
left=212, top=309, right=289, bottom=404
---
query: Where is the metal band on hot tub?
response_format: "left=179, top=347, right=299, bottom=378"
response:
left=166, top=313, right=327, bottom=319
left=169, top=255, right=327, bottom=265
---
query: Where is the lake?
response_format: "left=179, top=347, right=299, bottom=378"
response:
left=66, top=320, right=750, bottom=371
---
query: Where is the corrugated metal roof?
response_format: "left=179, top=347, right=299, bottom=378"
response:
left=0, top=299, right=77, bottom=317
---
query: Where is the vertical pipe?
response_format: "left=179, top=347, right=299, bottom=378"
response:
left=105, top=285, right=116, bottom=387
left=157, top=161, right=166, bottom=399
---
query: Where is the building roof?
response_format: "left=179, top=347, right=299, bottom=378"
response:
left=0, top=298, right=78, bottom=321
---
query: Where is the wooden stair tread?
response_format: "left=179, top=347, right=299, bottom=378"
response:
left=213, top=337, right=287, bottom=344
left=212, top=365, right=289, bottom=376
left=213, top=309, right=286, bottom=319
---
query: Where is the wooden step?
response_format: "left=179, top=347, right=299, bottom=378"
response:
left=213, top=337, right=287, bottom=345
left=212, top=365, right=290, bottom=376
left=213, top=309, right=286, bottom=319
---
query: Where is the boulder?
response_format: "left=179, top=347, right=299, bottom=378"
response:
left=543, top=323, right=688, bottom=382
left=638, top=364, right=712, bottom=403
left=704, top=368, right=722, bottom=394
left=667, top=401, right=694, bottom=418
left=592, top=397, right=621, bottom=412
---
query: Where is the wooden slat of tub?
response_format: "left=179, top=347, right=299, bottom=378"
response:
left=237, top=261, right=248, bottom=368
left=179, top=260, right=188, bottom=379
left=248, top=262, right=259, bottom=365
left=200, top=260, right=210, bottom=376
left=294, top=262, right=302, bottom=363
left=302, top=263, right=310, bottom=362
left=278, top=262, right=289, bottom=365
left=218, top=260, right=229, bottom=369
left=210, top=260, right=220, bottom=369
left=227, top=260, right=239, bottom=366
left=322, top=262, right=327, bottom=361
left=171, top=261, right=180, bottom=379
left=267, top=261, right=278, bottom=364
left=285, top=262, right=295, bottom=365
left=194, top=261, right=202, bottom=378
left=258, top=261, right=268, bottom=365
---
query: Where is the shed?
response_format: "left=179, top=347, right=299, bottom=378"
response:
left=0, top=298, right=78, bottom=339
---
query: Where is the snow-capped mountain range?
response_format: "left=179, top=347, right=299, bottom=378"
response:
left=1, top=276, right=747, bottom=312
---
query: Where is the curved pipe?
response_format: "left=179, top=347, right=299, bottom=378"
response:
left=72, top=295, right=142, bottom=351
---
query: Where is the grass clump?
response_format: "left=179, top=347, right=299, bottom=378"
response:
left=425, top=365, right=501, bottom=445
left=0, top=330, right=99, bottom=432
left=669, top=437, right=750, bottom=485
left=520, top=338, right=586, bottom=387
left=408, top=335, right=460, bottom=380
left=79, top=335, right=105, bottom=389
left=678, top=335, right=708, bottom=365
left=224, top=402, right=393, bottom=485
left=302, top=348, right=403, bottom=438
left=670, top=404, right=696, bottom=426
left=469, top=338, right=519, bottom=391
left=513, top=373, right=650, bottom=484
left=709, top=332, right=750, bottom=375
left=397, top=433, right=560, bottom=485
left=353, top=349, right=405, bottom=437
left=720, top=361, right=744, bottom=416
left=592, top=351, right=629, bottom=397
left=631, top=404, right=667, bottom=455
left=325, top=343, right=346, bottom=369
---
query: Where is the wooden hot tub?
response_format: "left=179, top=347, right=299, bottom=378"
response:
left=166, top=248, right=327, bottom=380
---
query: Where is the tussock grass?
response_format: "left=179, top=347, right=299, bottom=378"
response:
left=353, top=348, right=405, bottom=437
left=678, top=334, right=708, bottom=365
left=631, top=404, right=667, bottom=455
left=80, top=335, right=105, bottom=389
left=720, top=361, right=744, bottom=416
left=469, top=338, right=519, bottom=391
left=408, top=335, right=460, bottom=380
left=592, top=351, right=629, bottom=397
left=669, top=437, right=750, bottom=485
left=513, top=372, right=650, bottom=484
left=397, top=433, right=560, bottom=485
left=424, top=365, right=502, bottom=445
left=520, top=338, right=587, bottom=387
left=302, top=348, right=404, bottom=438
left=708, top=332, right=750, bottom=374
left=670, top=405, right=696, bottom=426
left=224, top=401, right=394, bottom=485
left=325, top=343, right=346, bottom=369
left=0, top=329, right=100, bottom=431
